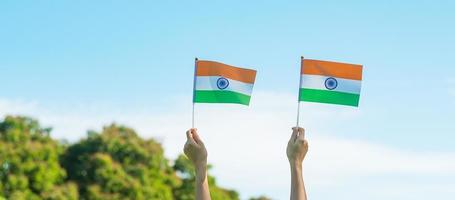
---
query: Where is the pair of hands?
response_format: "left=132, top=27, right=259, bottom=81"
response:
left=184, top=127, right=308, bottom=168
left=184, top=127, right=308, bottom=200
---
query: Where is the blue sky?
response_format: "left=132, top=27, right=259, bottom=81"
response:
left=1, top=1, right=455, bottom=199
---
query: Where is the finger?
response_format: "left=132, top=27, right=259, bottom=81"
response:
left=186, top=130, right=196, bottom=144
left=191, top=129, right=204, bottom=145
left=298, top=127, right=305, bottom=140
left=290, top=127, right=298, bottom=142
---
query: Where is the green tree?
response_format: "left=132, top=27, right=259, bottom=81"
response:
left=61, top=124, right=179, bottom=200
left=0, top=116, right=78, bottom=200
left=0, top=116, right=268, bottom=200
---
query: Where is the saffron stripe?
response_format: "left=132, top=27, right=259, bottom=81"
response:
left=196, top=60, right=257, bottom=83
left=302, top=59, right=363, bottom=80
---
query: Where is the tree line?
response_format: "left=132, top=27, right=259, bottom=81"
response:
left=0, top=116, right=270, bottom=200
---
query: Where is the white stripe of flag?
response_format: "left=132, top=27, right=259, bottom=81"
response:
left=301, top=74, right=361, bottom=94
left=195, top=76, right=254, bottom=96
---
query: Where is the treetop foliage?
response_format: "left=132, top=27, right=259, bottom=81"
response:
left=0, top=116, right=266, bottom=200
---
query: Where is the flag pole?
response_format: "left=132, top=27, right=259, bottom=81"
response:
left=192, top=57, right=198, bottom=128
left=296, top=56, right=304, bottom=128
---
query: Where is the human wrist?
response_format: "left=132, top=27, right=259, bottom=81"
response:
left=290, top=160, right=303, bottom=171
left=195, top=163, right=208, bottom=182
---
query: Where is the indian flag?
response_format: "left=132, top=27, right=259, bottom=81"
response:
left=299, top=59, right=363, bottom=107
left=193, top=60, right=257, bottom=105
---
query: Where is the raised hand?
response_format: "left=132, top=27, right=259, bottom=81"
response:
left=287, top=127, right=309, bottom=166
left=184, top=128, right=208, bottom=168
left=184, top=128, right=211, bottom=200
left=287, top=127, right=308, bottom=200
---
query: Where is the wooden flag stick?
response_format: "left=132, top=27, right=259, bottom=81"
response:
left=296, top=101, right=301, bottom=128
left=192, top=103, right=195, bottom=128
left=192, top=57, right=198, bottom=128
left=296, top=56, right=304, bottom=128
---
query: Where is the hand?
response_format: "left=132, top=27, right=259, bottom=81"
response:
left=184, top=128, right=208, bottom=169
left=287, top=127, right=308, bottom=167
left=184, top=129, right=212, bottom=200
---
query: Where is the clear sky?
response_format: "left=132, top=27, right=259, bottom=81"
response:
left=1, top=1, right=455, bottom=199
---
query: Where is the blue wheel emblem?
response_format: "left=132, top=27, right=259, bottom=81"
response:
left=324, top=77, right=338, bottom=90
left=216, top=77, right=229, bottom=90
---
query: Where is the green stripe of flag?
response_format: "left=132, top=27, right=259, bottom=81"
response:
left=299, top=88, right=360, bottom=107
left=194, top=90, right=251, bottom=105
